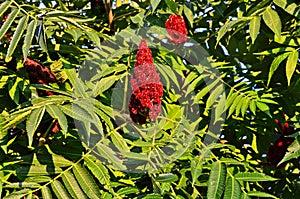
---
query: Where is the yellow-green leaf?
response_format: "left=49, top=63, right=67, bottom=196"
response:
left=6, top=15, right=29, bottom=62
left=249, top=16, right=261, bottom=44
left=262, top=7, right=281, bottom=38
left=286, top=50, right=299, bottom=86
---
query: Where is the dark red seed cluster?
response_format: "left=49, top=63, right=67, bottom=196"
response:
left=24, top=58, right=60, bottom=133
left=24, top=58, right=58, bottom=96
left=128, top=39, right=163, bottom=124
left=165, top=14, right=187, bottom=44
left=266, top=119, right=295, bottom=166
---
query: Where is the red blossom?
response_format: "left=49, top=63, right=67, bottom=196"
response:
left=128, top=39, right=163, bottom=124
left=165, top=14, right=187, bottom=44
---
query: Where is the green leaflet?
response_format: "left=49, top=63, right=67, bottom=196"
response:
left=286, top=50, right=298, bottom=86
left=216, top=17, right=250, bottom=45
left=150, top=0, right=161, bottom=12
left=23, top=19, right=38, bottom=60
left=6, top=15, right=29, bottom=62
left=207, top=162, right=226, bottom=199
left=46, top=104, right=68, bottom=135
left=51, top=180, right=71, bottom=199
left=84, top=155, right=111, bottom=185
left=224, top=176, right=241, bottom=199
left=26, top=107, right=45, bottom=146
left=262, top=7, right=282, bottom=38
left=155, top=173, right=178, bottom=183
left=0, top=1, right=12, bottom=17
left=72, top=164, right=101, bottom=199
left=0, top=9, right=19, bottom=39
left=41, top=186, right=53, bottom=199
left=267, top=52, right=290, bottom=86
left=247, top=191, right=277, bottom=198
left=62, top=171, right=88, bottom=199
left=249, top=16, right=261, bottom=44
left=234, top=172, right=278, bottom=181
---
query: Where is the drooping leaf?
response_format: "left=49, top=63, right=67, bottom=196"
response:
left=23, top=19, right=38, bottom=60
left=26, top=107, right=45, bottom=146
left=110, top=130, right=130, bottom=152
left=279, top=139, right=300, bottom=164
left=249, top=16, right=261, bottom=44
left=8, top=77, right=22, bottom=104
left=262, top=7, right=282, bottom=38
left=191, top=158, right=203, bottom=185
left=184, top=4, right=194, bottom=27
left=223, top=176, right=241, bottom=199
left=95, top=143, right=126, bottom=171
left=285, top=50, right=298, bottom=86
left=6, top=15, right=29, bottom=62
left=0, top=9, right=19, bottom=39
left=267, top=52, right=290, bottom=86
left=93, top=75, right=118, bottom=96
left=207, top=162, right=226, bottom=199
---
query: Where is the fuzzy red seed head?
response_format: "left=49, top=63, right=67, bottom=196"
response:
left=165, top=14, right=187, bottom=44
left=129, top=40, right=163, bottom=124
left=135, top=39, right=154, bottom=67
left=24, top=58, right=58, bottom=97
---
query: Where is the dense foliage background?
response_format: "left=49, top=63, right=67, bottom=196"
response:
left=0, top=0, right=299, bottom=198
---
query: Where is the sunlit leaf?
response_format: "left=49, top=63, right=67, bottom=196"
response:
left=51, top=180, right=71, bottom=199
left=26, top=107, right=45, bottom=146
left=6, top=15, right=29, bottom=62
left=262, top=7, right=282, bottom=38
left=286, top=50, right=298, bottom=86
left=249, top=16, right=261, bottom=44
left=0, top=9, right=19, bottom=39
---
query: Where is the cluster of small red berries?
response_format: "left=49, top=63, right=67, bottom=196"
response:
left=165, top=14, right=187, bottom=44
left=267, top=119, right=295, bottom=166
left=24, top=58, right=60, bottom=133
left=129, top=39, right=163, bottom=124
